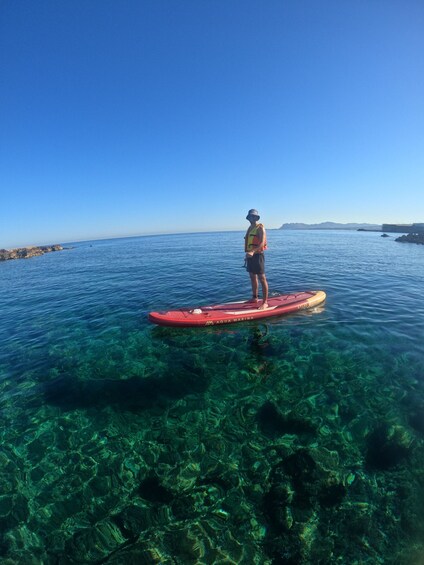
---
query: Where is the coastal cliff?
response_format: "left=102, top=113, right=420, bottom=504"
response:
left=280, top=222, right=381, bottom=230
left=0, top=245, right=64, bottom=262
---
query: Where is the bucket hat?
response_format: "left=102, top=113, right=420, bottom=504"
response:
left=246, top=209, right=260, bottom=220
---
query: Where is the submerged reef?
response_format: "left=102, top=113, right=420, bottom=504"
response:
left=0, top=245, right=64, bottom=261
left=1, top=324, right=424, bottom=563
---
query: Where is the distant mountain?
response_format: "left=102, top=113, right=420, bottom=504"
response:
left=279, top=222, right=382, bottom=231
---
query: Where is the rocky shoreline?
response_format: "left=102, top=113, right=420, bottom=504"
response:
left=395, top=233, right=424, bottom=245
left=0, top=245, right=64, bottom=262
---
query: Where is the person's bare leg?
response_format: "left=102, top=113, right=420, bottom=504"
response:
left=249, top=273, right=259, bottom=302
left=258, top=274, right=268, bottom=309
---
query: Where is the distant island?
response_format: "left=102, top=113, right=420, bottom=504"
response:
left=279, top=222, right=382, bottom=231
left=0, top=245, right=64, bottom=262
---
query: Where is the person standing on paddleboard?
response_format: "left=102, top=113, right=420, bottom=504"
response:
left=244, top=209, right=269, bottom=309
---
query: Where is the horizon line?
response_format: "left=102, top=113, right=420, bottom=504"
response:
left=3, top=221, right=394, bottom=249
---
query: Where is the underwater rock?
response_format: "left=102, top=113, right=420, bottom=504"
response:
left=164, top=520, right=248, bottom=564
left=409, top=409, right=424, bottom=436
left=318, top=483, right=347, bottom=508
left=114, top=503, right=173, bottom=534
left=256, top=401, right=316, bottom=439
left=107, top=544, right=169, bottom=565
left=64, top=520, right=128, bottom=562
left=281, top=450, right=317, bottom=483
left=0, top=496, right=13, bottom=517
left=247, top=327, right=275, bottom=357
left=342, top=502, right=373, bottom=536
left=138, top=476, right=174, bottom=504
left=197, top=475, right=232, bottom=496
left=0, top=495, right=29, bottom=532
left=170, top=494, right=198, bottom=521
left=397, top=481, right=424, bottom=544
left=262, top=446, right=349, bottom=562
left=263, top=534, right=302, bottom=565
left=308, top=446, right=340, bottom=473
left=195, top=474, right=237, bottom=515
left=263, top=483, right=295, bottom=533
left=337, top=402, right=356, bottom=423
left=175, top=461, right=202, bottom=492
left=365, top=424, right=412, bottom=470
left=88, top=474, right=113, bottom=498
left=264, top=451, right=318, bottom=536
left=26, top=438, right=47, bottom=465
left=43, top=369, right=209, bottom=411
left=113, top=505, right=154, bottom=539
left=164, top=524, right=208, bottom=562
left=2, top=524, right=44, bottom=564
left=0, top=452, right=21, bottom=494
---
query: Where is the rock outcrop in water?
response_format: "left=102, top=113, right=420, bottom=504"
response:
left=0, top=245, right=63, bottom=261
left=395, top=233, right=424, bottom=245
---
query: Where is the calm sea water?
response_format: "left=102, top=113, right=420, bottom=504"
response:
left=1, top=230, right=423, bottom=564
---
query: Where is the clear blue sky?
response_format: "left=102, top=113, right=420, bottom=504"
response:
left=1, top=0, right=423, bottom=247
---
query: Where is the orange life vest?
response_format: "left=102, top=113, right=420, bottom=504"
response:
left=245, top=223, right=267, bottom=252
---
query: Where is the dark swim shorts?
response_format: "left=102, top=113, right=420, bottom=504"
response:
left=246, top=253, right=265, bottom=275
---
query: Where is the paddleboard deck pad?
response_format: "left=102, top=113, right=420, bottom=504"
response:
left=149, top=290, right=326, bottom=327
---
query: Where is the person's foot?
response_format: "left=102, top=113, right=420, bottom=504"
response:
left=258, top=302, right=269, bottom=310
left=247, top=296, right=259, bottom=303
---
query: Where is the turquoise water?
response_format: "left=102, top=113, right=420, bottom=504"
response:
left=1, top=230, right=424, bottom=564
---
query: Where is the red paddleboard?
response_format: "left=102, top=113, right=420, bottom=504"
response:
left=149, top=290, right=326, bottom=327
